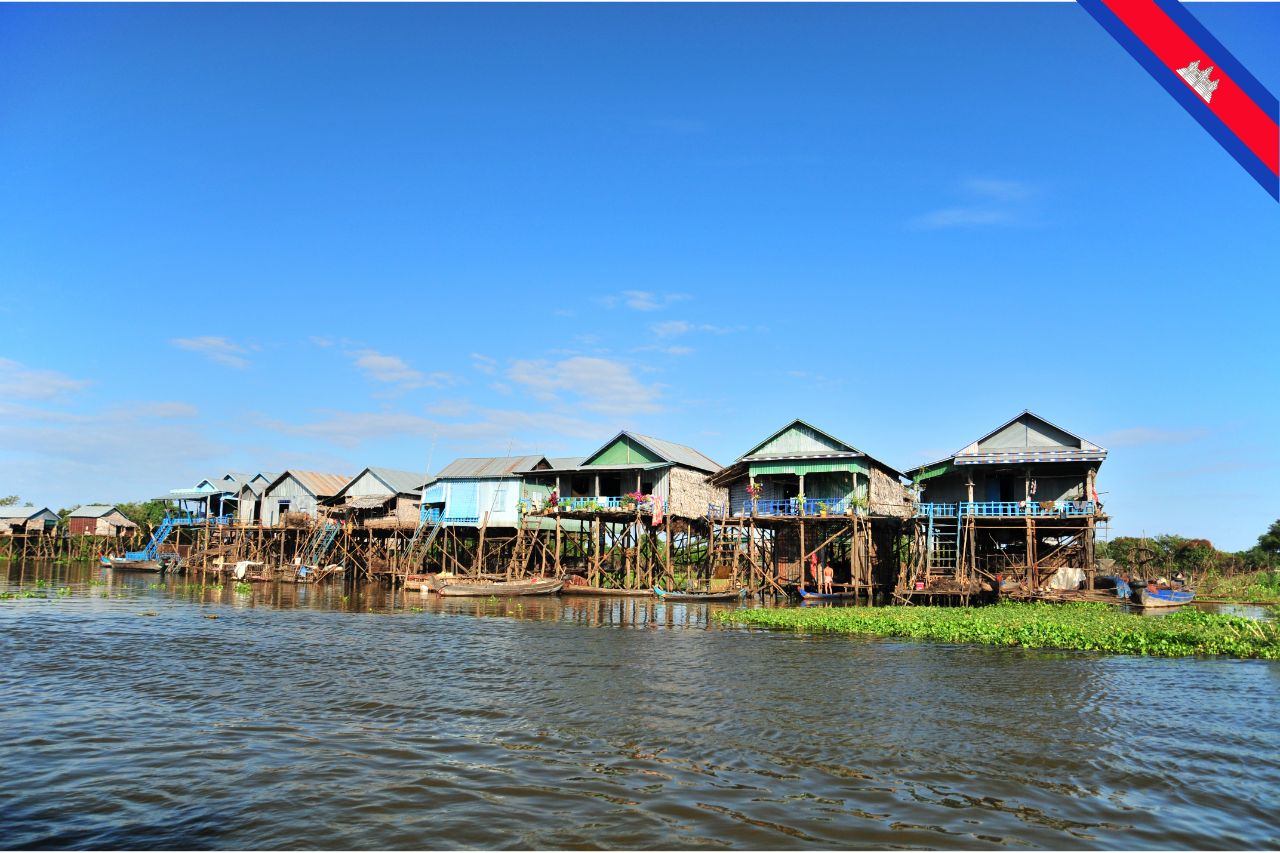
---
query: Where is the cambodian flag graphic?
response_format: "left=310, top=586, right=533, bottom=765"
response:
left=1077, top=0, right=1279, bottom=200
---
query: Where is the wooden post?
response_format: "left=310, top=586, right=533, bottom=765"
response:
left=477, top=511, right=490, bottom=577
left=555, top=514, right=562, bottom=575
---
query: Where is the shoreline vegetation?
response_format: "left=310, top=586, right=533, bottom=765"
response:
left=717, top=602, right=1280, bottom=659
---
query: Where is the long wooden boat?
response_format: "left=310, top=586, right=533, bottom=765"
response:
left=101, top=556, right=165, bottom=572
left=437, top=578, right=564, bottom=597
left=798, top=588, right=860, bottom=601
left=561, top=585, right=654, bottom=597
left=653, top=586, right=746, bottom=602
left=1133, top=586, right=1195, bottom=608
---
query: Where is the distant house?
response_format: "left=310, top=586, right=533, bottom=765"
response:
left=709, top=420, right=910, bottom=518
left=261, top=471, right=350, bottom=526
left=420, top=456, right=554, bottom=528
left=0, top=507, right=60, bottom=535
left=234, top=472, right=279, bottom=524
left=66, top=505, right=139, bottom=536
left=534, top=431, right=725, bottom=518
left=905, top=411, right=1107, bottom=511
left=326, top=467, right=427, bottom=528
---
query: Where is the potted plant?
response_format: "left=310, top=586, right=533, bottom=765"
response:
left=817, top=501, right=830, bottom=517
left=793, top=493, right=806, bottom=516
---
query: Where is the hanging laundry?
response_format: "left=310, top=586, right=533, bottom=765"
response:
left=652, top=495, right=664, bottom=526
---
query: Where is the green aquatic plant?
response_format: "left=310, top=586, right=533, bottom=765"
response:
left=1, top=590, right=42, bottom=600
left=35, top=579, right=48, bottom=588
left=717, top=602, right=1280, bottom=659
left=234, top=582, right=252, bottom=594
left=147, top=582, right=163, bottom=590
left=88, top=579, right=107, bottom=587
left=56, top=587, right=71, bottom=596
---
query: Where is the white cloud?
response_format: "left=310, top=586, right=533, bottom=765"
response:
left=911, top=177, right=1036, bottom=230
left=350, top=349, right=457, bottom=391
left=0, top=400, right=225, bottom=506
left=911, top=208, right=1016, bottom=229
left=262, top=405, right=608, bottom=451
left=0, top=358, right=90, bottom=400
left=470, top=353, right=498, bottom=375
left=507, top=356, right=663, bottom=416
left=1098, top=427, right=1208, bottom=447
left=962, top=177, right=1033, bottom=202
left=622, top=290, right=691, bottom=311
left=650, top=320, right=739, bottom=338
left=171, top=336, right=254, bottom=368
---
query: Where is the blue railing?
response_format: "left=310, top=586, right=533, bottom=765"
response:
left=519, top=496, right=646, bottom=512
left=737, top=497, right=861, bottom=517
left=915, top=501, right=1097, bottom=518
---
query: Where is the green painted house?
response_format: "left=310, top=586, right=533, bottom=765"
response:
left=709, top=420, right=910, bottom=517
left=534, top=431, right=725, bottom=519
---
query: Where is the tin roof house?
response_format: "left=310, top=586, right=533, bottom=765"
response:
left=0, top=507, right=59, bottom=535
left=420, top=455, right=554, bottom=529
left=66, top=505, right=139, bottom=537
left=709, top=419, right=910, bottom=518
left=261, top=471, right=350, bottom=526
left=531, top=431, right=724, bottom=519
left=899, top=411, right=1109, bottom=598
left=325, top=467, right=427, bottom=528
left=905, top=411, right=1107, bottom=514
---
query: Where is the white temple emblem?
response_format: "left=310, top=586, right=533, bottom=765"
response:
left=1177, top=59, right=1220, bottom=104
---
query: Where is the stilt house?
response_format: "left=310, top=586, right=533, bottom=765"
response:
left=66, top=505, right=139, bottom=536
left=326, top=467, right=426, bottom=528
left=261, top=470, right=351, bottom=526
left=0, top=507, right=59, bottom=535
left=709, top=420, right=910, bottom=517
left=533, top=431, right=724, bottom=518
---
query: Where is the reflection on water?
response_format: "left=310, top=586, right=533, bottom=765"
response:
left=2, top=559, right=1278, bottom=850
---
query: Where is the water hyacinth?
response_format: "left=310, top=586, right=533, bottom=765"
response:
left=717, top=602, right=1280, bottom=659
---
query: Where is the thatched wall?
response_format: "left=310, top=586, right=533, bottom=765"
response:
left=869, top=465, right=912, bottom=518
left=667, top=465, right=726, bottom=519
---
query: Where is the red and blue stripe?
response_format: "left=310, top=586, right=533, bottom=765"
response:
left=1077, top=0, right=1279, bottom=200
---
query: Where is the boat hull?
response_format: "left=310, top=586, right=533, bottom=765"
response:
left=653, top=586, right=746, bottom=602
left=437, top=579, right=564, bottom=597
left=561, top=585, right=654, bottom=597
left=1133, top=587, right=1195, bottom=608
left=798, top=588, right=859, bottom=601
left=108, top=559, right=164, bottom=572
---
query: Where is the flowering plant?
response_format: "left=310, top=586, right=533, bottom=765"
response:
left=746, top=483, right=763, bottom=498
left=546, top=490, right=560, bottom=508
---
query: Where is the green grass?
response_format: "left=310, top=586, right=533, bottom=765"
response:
left=717, top=602, right=1280, bottom=659
left=1195, top=570, right=1280, bottom=603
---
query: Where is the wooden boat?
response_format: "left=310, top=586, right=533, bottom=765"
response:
left=437, top=578, right=564, bottom=597
left=102, top=556, right=165, bottom=572
left=653, top=585, right=746, bottom=602
left=561, top=585, right=654, bottom=597
left=1133, top=586, right=1195, bottom=608
left=798, top=588, right=859, bottom=601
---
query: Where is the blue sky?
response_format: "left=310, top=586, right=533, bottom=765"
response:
left=1, top=2, right=1277, bottom=550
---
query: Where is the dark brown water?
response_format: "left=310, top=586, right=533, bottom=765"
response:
left=2, top=560, right=1278, bottom=850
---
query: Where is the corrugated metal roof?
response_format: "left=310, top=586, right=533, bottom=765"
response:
left=0, top=507, right=58, bottom=521
left=68, top=505, right=120, bottom=518
left=629, top=432, right=720, bottom=472
left=266, top=470, right=351, bottom=497
left=582, top=431, right=720, bottom=473
left=546, top=456, right=585, bottom=470
left=434, top=455, right=548, bottom=479
left=366, top=467, right=428, bottom=495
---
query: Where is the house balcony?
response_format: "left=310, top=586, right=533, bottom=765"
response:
left=168, top=512, right=233, bottom=526
left=915, top=500, right=1098, bottom=518
left=522, top=496, right=642, bottom=513
left=715, top=497, right=864, bottom=518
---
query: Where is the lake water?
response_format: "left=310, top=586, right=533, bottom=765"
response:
left=2, top=560, right=1278, bottom=850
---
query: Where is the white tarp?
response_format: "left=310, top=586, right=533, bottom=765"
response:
left=1045, top=566, right=1085, bottom=590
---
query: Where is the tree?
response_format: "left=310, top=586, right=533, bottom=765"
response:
left=0, top=495, right=19, bottom=507
left=1258, top=519, right=1280, bottom=558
